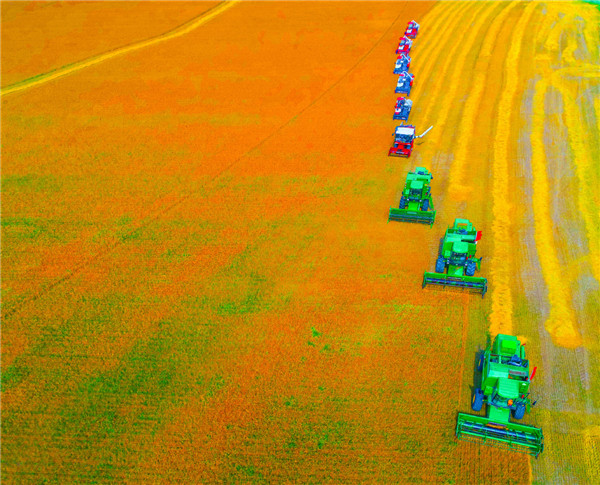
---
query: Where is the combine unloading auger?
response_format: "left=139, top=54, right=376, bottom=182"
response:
left=456, top=335, right=544, bottom=457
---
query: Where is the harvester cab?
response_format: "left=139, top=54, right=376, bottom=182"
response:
left=405, top=20, right=420, bottom=39
left=388, top=124, right=432, bottom=158
left=422, top=218, right=488, bottom=296
left=396, top=36, right=412, bottom=54
left=395, top=71, right=414, bottom=96
left=389, top=167, right=436, bottom=225
left=456, top=334, right=544, bottom=457
left=393, top=97, right=413, bottom=121
left=394, top=54, right=411, bottom=74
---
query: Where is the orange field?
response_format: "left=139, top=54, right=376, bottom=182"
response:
left=2, top=1, right=599, bottom=483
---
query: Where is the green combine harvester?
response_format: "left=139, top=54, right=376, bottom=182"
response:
left=422, top=218, right=487, bottom=296
left=456, top=334, right=544, bottom=457
left=388, top=167, right=436, bottom=225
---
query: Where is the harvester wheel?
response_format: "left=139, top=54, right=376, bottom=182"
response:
left=472, top=389, right=484, bottom=412
left=513, top=404, right=525, bottom=420
left=421, top=199, right=429, bottom=211
left=399, top=196, right=407, bottom=209
left=465, top=260, right=476, bottom=277
left=435, top=257, right=445, bottom=273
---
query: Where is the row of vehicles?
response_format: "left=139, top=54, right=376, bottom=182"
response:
left=389, top=21, right=432, bottom=159
left=386, top=21, right=544, bottom=458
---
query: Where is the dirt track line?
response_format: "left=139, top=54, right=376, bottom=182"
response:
left=530, top=78, right=582, bottom=349
left=1, top=7, right=407, bottom=322
left=447, top=2, right=518, bottom=199
left=488, top=2, right=538, bottom=338
left=0, top=1, right=239, bottom=96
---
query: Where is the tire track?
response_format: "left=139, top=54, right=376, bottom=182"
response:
left=0, top=1, right=240, bottom=96
left=488, top=1, right=539, bottom=338
left=447, top=2, right=519, bottom=199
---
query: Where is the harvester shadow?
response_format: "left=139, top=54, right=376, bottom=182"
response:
left=437, top=236, right=444, bottom=257
left=466, top=349, right=484, bottom=412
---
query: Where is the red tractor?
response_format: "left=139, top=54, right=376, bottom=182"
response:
left=405, top=21, right=420, bottom=39
left=388, top=124, right=433, bottom=158
left=396, top=35, right=412, bottom=55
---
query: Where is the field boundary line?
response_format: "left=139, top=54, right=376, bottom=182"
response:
left=1, top=5, right=407, bottom=321
left=488, top=2, right=538, bottom=339
left=0, top=1, right=240, bottom=96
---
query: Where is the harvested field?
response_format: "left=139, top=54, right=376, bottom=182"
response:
left=2, top=1, right=599, bottom=483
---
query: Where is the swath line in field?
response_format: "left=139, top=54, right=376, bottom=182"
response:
left=447, top=2, right=519, bottom=198
left=530, top=78, right=582, bottom=349
left=422, top=1, right=502, bottom=174
left=582, top=6, right=600, bottom=61
left=404, top=0, right=457, bottom=56
left=529, top=7, right=589, bottom=348
left=415, top=2, right=488, bottom=131
left=551, top=74, right=600, bottom=285
left=488, top=2, right=539, bottom=339
left=409, top=2, right=470, bottom=114
left=544, top=12, right=576, bottom=56
left=0, top=1, right=240, bottom=96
